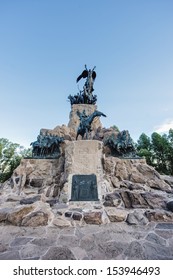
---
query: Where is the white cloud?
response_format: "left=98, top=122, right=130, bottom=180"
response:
left=154, top=119, right=173, bottom=133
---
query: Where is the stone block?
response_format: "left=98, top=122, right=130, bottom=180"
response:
left=105, top=208, right=128, bottom=222
left=83, top=211, right=102, bottom=225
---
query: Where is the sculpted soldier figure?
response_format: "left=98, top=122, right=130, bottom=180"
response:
left=30, top=133, right=64, bottom=158
left=68, top=65, right=97, bottom=105
left=76, top=110, right=106, bottom=140
left=76, top=65, right=96, bottom=100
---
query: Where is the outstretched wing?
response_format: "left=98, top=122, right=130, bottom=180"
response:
left=76, top=70, right=88, bottom=83
left=92, top=71, right=96, bottom=80
left=101, top=112, right=106, bottom=117
left=95, top=111, right=107, bottom=117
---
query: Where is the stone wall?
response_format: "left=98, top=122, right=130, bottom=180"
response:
left=8, top=157, right=65, bottom=198
left=64, top=140, right=104, bottom=201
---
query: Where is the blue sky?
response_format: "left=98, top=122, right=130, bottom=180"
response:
left=0, top=0, right=173, bottom=147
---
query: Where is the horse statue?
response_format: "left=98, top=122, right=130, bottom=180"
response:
left=104, top=130, right=136, bottom=157
left=30, top=134, right=64, bottom=158
left=76, top=110, right=106, bottom=140
left=30, top=140, right=41, bottom=157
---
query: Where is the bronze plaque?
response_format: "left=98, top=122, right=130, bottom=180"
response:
left=71, top=174, right=99, bottom=201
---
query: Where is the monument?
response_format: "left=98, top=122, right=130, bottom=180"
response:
left=0, top=65, right=172, bottom=230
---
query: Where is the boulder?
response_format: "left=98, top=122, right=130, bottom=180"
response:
left=52, top=217, right=71, bottom=228
left=147, top=179, right=171, bottom=192
left=120, top=191, right=148, bottom=208
left=7, top=205, right=34, bottom=226
left=103, top=156, right=171, bottom=192
left=20, top=195, right=42, bottom=205
left=10, top=158, right=65, bottom=198
left=0, top=208, right=12, bottom=222
left=21, top=211, right=49, bottom=226
left=105, top=208, right=128, bottom=222
left=160, top=175, right=173, bottom=187
left=83, top=211, right=102, bottom=225
left=103, top=192, right=122, bottom=207
left=166, top=201, right=173, bottom=212
left=141, top=192, right=167, bottom=209
left=126, top=210, right=148, bottom=225
left=145, top=210, right=173, bottom=222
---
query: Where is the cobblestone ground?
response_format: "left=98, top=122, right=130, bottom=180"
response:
left=0, top=222, right=173, bottom=260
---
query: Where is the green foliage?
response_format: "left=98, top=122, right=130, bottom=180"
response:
left=136, top=133, right=153, bottom=165
left=0, top=138, right=31, bottom=183
left=111, top=125, right=120, bottom=132
left=136, top=129, right=173, bottom=175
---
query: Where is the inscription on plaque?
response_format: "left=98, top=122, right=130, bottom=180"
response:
left=71, top=174, right=99, bottom=201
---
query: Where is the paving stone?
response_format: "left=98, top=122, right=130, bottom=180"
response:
left=80, top=234, right=96, bottom=251
left=10, top=237, right=33, bottom=247
left=0, top=243, right=8, bottom=253
left=155, top=229, right=173, bottom=239
left=87, top=247, right=108, bottom=260
left=128, top=231, right=147, bottom=240
left=145, top=232, right=167, bottom=246
left=45, top=227, right=61, bottom=240
left=143, top=241, right=172, bottom=259
left=155, top=223, right=173, bottom=230
left=20, top=244, right=49, bottom=259
left=74, top=227, right=85, bottom=239
left=18, top=226, right=46, bottom=237
left=41, top=246, right=76, bottom=260
left=98, top=241, right=127, bottom=259
left=57, top=234, right=79, bottom=247
left=124, top=241, right=146, bottom=260
left=79, top=224, right=101, bottom=235
left=31, top=237, right=56, bottom=247
left=93, top=229, right=114, bottom=243
left=0, top=250, right=20, bottom=260
left=168, top=238, right=173, bottom=248
left=60, top=227, right=76, bottom=235
left=0, top=221, right=173, bottom=260
left=70, top=246, right=88, bottom=260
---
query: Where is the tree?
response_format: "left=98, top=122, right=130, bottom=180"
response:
left=167, top=129, right=173, bottom=174
left=136, top=133, right=153, bottom=165
left=151, top=132, right=170, bottom=174
left=0, top=138, right=31, bottom=183
left=136, top=131, right=173, bottom=175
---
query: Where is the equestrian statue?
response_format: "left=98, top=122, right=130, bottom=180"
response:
left=104, top=130, right=137, bottom=158
left=76, top=110, right=106, bottom=140
left=30, top=132, right=64, bottom=158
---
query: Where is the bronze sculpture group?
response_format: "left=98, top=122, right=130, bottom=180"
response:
left=30, top=65, right=137, bottom=159
left=68, top=65, right=97, bottom=105
left=104, top=130, right=136, bottom=158
left=30, top=133, right=64, bottom=158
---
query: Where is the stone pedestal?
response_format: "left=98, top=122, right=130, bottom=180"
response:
left=65, top=140, right=104, bottom=201
left=68, top=104, right=102, bottom=132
